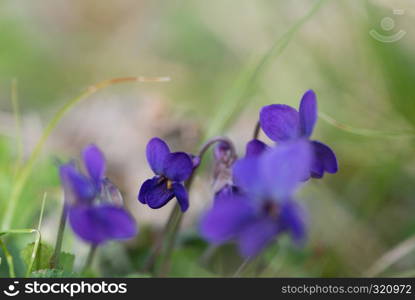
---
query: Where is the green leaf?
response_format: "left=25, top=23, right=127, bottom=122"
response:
left=59, top=252, right=75, bottom=272
left=201, top=244, right=245, bottom=276
left=21, top=242, right=53, bottom=271
left=168, top=247, right=216, bottom=277
left=21, top=242, right=75, bottom=273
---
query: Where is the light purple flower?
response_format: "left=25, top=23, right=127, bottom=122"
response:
left=59, top=145, right=137, bottom=245
left=260, top=90, right=338, bottom=178
left=200, top=140, right=311, bottom=257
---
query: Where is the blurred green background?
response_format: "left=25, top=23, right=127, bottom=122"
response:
left=0, top=0, right=415, bottom=277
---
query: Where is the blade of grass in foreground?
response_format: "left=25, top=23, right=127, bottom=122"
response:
left=1, top=76, right=170, bottom=231
left=0, top=229, right=42, bottom=278
left=203, top=0, right=330, bottom=140
left=11, top=79, right=23, bottom=176
left=0, top=194, right=46, bottom=277
left=0, top=239, right=15, bottom=277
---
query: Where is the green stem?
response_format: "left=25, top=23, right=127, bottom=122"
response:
left=141, top=202, right=182, bottom=272
left=155, top=168, right=197, bottom=277
left=1, top=76, right=170, bottom=231
left=0, top=239, right=15, bottom=277
left=156, top=203, right=185, bottom=277
left=0, top=229, right=41, bottom=278
left=21, top=229, right=41, bottom=278
left=82, top=245, right=98, bottom=274
left=49, top=205, right=67, bottom=269
left=200, top=244, right=218, bottom=266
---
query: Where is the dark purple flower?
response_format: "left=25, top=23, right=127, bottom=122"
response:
left=138, top=137, right=194, bottom=212
left=259, top=90, right=338, bottom=178
left=200, top=140, right=311, bottom=257
left=59, top=145, right=137, bottom=245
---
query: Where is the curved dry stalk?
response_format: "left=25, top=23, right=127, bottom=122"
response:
left=364, top=235, right=415, bottom=277
left=1, top=76, right=170, bottom=231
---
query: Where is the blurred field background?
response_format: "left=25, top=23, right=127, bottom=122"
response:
left=1, top=0, right=415, bottom=277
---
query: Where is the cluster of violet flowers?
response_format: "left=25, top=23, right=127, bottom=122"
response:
left=200, top=90, right=337, bottom=257
left=57, top=89, right=337, bottom=271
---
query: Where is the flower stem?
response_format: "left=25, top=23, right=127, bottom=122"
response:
left=233, top=257, right=252, bottom=277
left=156, top=176, right=194, bottom=277
left=141, top=202, right=181, bottom=272
left=252, top=121, right=261, bottom=139
left=49, top=204, right=67, bottom=269
left=198, top=136, right=237, bottom=162
left=156, top=207, right=184, bottom=277
left=82, top=245, right=98, bottom=274
left=200, top=244, right=218, bottom=266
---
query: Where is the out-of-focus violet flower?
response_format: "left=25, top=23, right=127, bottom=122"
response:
left=259, top=90, right=338, bottom=178
left=59, top=145, right=137, bottom=245
left=200, top=140, right=311, bottom=257
left=138, top=137, right=194, bottom=212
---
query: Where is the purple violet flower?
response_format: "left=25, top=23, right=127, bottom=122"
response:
left=59, top=145, right=137, bottom=245
left=138, top=137, right=194, bottom=212
left=259, top=90, right=338, bottom=178
left=200, top=140, right=311, bottom=257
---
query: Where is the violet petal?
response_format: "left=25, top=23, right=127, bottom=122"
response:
left=299, top=90, right=318, bottom=138
left=68, top=204, right=137, bottom=245
left=163, top=152, right=193, bottom=182
left=237, top=217, right=278, bottom=258
left=172, top=183, right=189, bottom=212
left=259, top=104, right=300, bottom=142
left=146, top=137, right=170, bottom=175
left=200, top=192, right=254, bottom=244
